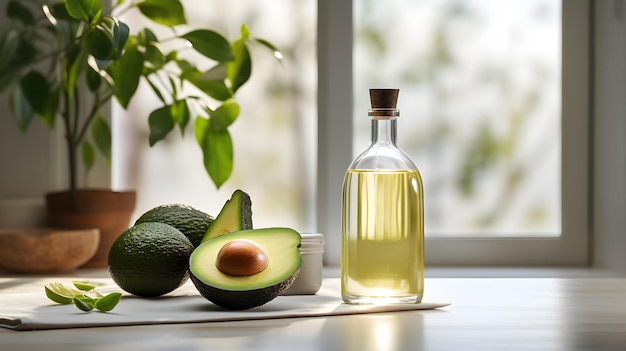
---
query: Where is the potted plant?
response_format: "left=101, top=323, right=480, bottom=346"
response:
left=0, top=0, right=280, bottom=266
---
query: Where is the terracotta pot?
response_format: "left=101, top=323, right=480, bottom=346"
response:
left=45, top=189, right=136, bottom=268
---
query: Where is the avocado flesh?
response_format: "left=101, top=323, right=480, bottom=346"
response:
left=201, top=189, right=252, bottom=243
left=190, top=227, right=301, bottom=309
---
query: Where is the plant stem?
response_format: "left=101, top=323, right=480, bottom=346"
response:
left=61, top=56, right=79, bottom=211
left=62, top=89, right=78, bottom=211
left=76, top=91, right=112, bottom=144
left=67, top=132, right=78, bottom=212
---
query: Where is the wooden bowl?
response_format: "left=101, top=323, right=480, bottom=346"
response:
left=0, top=228, right=100, bottom=273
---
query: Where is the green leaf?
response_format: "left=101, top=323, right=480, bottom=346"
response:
left=0, top=30, right=19, bottom=77
left=254, top=38, right=284, bottom=61
left=44, top=282, right=121, bottom=312
left=0, top=30, right=22, bottom=91
left=19, top=72, right=59, bottom=127
left=94, top=293, right=122, bottom=312
left=19, top=71, right=49, bottom=116
left=82, top=141, right=96, bottom=171
left=72, top=281, right=97, bottom=291
left=240, top=23, right=251, bottom=40
left=83, top=17, right=129, bottom=62
left=44, top=283, right=79, bottom=304
left=85, top=24, right=115, bottom=60
left=168, top=76, right=178, bottom=100
left=140, top=29, right=166, bottom=71
left=186, top=64, right=232, bottom=101
left=67, top=47, right=87, bottom=99
left=86, top=65, right=102, bottom=91
left=91, top=116, right=112, bottom=164
left=40, top=88, right=60, bottom=128
left=108, top=44, right=143, bottom=108
left=65, top=0, right=103, bottom=21
left=171, top=99, right=190, bottom=134
left=146, top=78, right=166, bottom=104
left=90, top=8, right=103, bottom=25
left=7, top=1, right=35, bottom=25
left=195, top=119, right=233, bottom=188
left=209, top=100, right=240, bottom=131
left=177, top=59, right=199, bottom=78
left=74, top=295, right=95, bottom=312
left=227, top=39, right=251, bottom=93
left=112, top=20, right=130, bottom=58
left=148, top=105, right=175, bottom=146
left=182, top=30, right=233, bottom=63
left=139, top=28, right=159, bottom=47
left=194, top=116, right=208, bottom=145
left=137, top=0, right=186, bottom=26
left=9, top=85, right=35, bottom=132
left=13, top=39, right=38, bottom=69
left=50, top=2, right=75, bottom=22
left=95, top=57, right=113, bottom=71
left=192, top=78, right=231, bottom=101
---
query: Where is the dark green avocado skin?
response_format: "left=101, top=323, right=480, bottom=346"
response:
left=190, top=269, right=300, bottom=310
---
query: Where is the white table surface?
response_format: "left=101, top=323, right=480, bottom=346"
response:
left=1, top=268, right=626, bottom=351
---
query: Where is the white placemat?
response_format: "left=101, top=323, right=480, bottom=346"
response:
left=0, top=278, right=449, bottom=331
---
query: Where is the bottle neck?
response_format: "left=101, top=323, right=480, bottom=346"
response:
left=368, top=108, right=400, bottom=147
left=370, top=117, right=398, bottom=147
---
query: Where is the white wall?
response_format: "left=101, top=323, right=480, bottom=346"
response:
left=0, top=90, right=52, bottom=227
left=0, top=2, right=110, bottom=227
left=593, top=0, right=626, bottom=273
left=0, top=94, right=56, bottom=199
left=0, top=7, right=52, bottom=227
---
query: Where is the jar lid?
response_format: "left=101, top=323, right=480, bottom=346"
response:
left=299, top=233, right=325, bottom=254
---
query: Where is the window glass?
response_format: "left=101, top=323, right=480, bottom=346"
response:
left=113, top=0, right=317, bottom=231
left=354, top=0, right=561, bottom=236
left=115, top=0, right=562, bottom=242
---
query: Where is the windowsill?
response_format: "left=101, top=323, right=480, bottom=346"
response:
left=1, top=266, right=622, bottom=279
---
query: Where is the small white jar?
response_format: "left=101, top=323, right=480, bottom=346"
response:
left=282, top=233, right=325, bottom=295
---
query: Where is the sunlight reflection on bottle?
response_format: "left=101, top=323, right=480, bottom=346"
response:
left=367, top=289, right=410, bottom=305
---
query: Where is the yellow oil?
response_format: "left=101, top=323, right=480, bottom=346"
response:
left=341, top=169, right=424, bottom=304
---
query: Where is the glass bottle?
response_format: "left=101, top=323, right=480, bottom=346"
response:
left=341, top=89, right=424, bottom=304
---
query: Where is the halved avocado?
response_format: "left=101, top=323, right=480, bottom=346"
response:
left=190, top=227, right=301, bottom=310
left=201, top=189, right=253, bottom=243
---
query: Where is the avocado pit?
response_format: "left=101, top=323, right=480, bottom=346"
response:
left=216, top=239, right=269, bottom=276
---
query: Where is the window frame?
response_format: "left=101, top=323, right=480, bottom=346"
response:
left=317, top=0, right=591, bottom=266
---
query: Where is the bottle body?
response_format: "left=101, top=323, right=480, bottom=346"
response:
left=341, top=169, right=424, bottom=304
left=340, top=97, right=424, bottom=305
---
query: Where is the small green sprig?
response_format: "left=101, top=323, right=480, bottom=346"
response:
left=44, top=281, right=122, bottom=313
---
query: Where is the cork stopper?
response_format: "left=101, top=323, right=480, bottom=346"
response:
left=369, top=89, right=399, bottom=118
left=370, top=89, right=399, bottom=109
